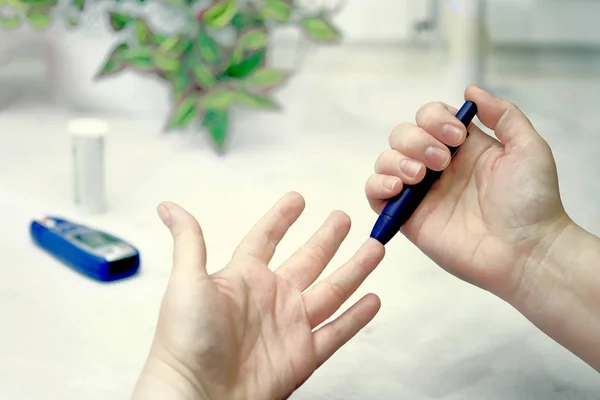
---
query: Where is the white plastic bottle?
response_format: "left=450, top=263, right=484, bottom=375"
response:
left=68, top=118, right=108, bottom=214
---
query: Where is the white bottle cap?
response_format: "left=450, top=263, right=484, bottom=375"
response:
left=67, top=118, right=109, bottom=137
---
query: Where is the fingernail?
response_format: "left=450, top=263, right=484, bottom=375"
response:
left=382, top=177, right=399, bottom=191
left=399, top=159, right=421, bottom=178
left=157, top=204, right=171, bottom=226
left=441, top=124, right=464, bottom=144
left=424, top=147, right=450, bottom=168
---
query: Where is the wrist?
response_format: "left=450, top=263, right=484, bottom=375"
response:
left=506, top=215, right=600, bottom=370
left=508, top=213, right=580, bottom=309
left=132, top=353, right=210, bottom=400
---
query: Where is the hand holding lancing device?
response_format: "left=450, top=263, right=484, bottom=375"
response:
left=365, top=85, right=568, bottom=301
left=131, top=193, right=385, bottom=400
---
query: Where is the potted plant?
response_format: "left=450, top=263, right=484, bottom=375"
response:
left=0, top=0, right=342, bottom=152
left=96, top=0, right=342, bottom=151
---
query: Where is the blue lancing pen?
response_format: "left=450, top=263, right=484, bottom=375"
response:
left=370, top=101, right=478, bottom=245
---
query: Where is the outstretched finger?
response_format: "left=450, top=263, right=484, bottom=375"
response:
left=232, top=191, right=305, bottom=265
left=303, top=239, right=385, bottom=328
left=157, top=201, right=207, bottom=278
left=275, top=210, right=351, bottom=292
left=313, top=293, right=381, bottom=367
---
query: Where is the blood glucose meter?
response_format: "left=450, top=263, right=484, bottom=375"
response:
left=30, top=216, right=140, bottom=282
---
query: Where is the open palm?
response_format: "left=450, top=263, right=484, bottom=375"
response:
left=367, top=86, right=569, bottom=299
left=136, top=192, right=384, bottom=400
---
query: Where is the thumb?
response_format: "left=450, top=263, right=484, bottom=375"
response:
left=157, top=201, right=208, bottom=277
left=465, top=85, right=544, bottom=152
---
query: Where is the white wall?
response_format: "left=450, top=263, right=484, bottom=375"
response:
left=330, top=0, right=423, bottom=42
left=3, top=0, right=600, bottom=62
left=338, top=0, right=600, bottom=46
left=486, top=0, right=600, bottom=45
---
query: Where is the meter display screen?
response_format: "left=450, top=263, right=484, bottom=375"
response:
left=73, top=231, right=120, bottom=249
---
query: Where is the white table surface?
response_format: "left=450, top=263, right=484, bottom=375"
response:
left=1, top=48, right=600, bottom=399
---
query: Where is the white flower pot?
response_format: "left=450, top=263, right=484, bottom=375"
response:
left=266, top=26, right=309, bottom=71
left=43, top=1, right=187, bottom=117
left=0, top=30, right=28, bottom=108
left=45, top=26, right=171, bottom=117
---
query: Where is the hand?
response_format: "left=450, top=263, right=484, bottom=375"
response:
left=365, top=85, right=571, bottom=300
left=132, top=192, right=385, bottom=400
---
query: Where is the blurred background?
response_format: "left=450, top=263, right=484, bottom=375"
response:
left=2, top=0, right=600, bottom=399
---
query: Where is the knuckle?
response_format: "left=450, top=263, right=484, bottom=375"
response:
left=373, top=152, right=386, bottom=170
left=173, top=221, right=202, bottom=242
left=306, top=240, right=329, bottom=266
left=415, top=101, right=444, bottom=125
left=406, top=128, right=429, bottom=153
left=329, top=317, right=348, bottom=341
left=388, top=122, right=413, bottom=145
left=374, top=150, right=395, bottom=171
left=326, top=279, right=346, bottom=305
left=365, top=174, right=378, bottom=191
left=354, top=255, right=371, bottom=275
left=365, top=175, right=374, bottom=192
left=498, top=103, right=519, bottom=131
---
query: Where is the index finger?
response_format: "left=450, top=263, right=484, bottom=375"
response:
left=414, top=101, right=467, bottom=147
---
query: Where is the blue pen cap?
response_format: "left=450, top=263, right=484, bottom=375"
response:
left=456, top=101, right=478, bottom=128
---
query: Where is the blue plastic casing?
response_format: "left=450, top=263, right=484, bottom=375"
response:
left=30, top=217, right=140, bottom=282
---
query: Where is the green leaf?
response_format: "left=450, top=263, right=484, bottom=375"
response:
left=108, top=42, right=129, bottom=55
left=157, top=35, right=193, bottom=56
left=132, top=19, right=153, bottom=44
left=173, top=37, right=194, bottom=55
left=231, top=11, right=262, bottom=31
left=197, top=28, right=220, bottom=65
left=97, top=59, right=126, bottom=76
left=237, top=27, right=267, bottom=50
left=0, top=15, right=21, bottom=30
left=300, top=16, right=341, bottom=42
left=224, top=49, right=264, bottom=78
left=163, top=0, right=186, bottom=5
left=202, top=109, right=229, bottom=149
left=244, top=68, right=288, bottom=91
left=119, top=47, right=155, bottom=72
left=235, top=91, right=278, bottom=109
left=17, top=0, right=57, bottom=6
left=167, top=93, right=199, bottom=129
left=157, top=35, right=179, bottom=52
left=25, top=8, right=52, bottom=29
left=153, top=33, right=168, bottom=45
left=96, top=43, right=129, bottom=77
left=108, top=11, right=134, bottom=31
left=72, top=0, right=84, bottom=11
left=153, top=51, right=179, bottom=72
left=6, top=0, right=27, bottom=10
left=259, top=0, right=291, bottom=23
left=199, top=88, right=237, bottom=109
left=192, top=63, right=216, bottom=89
left=201, top=0, right=237, bottom=29
left=167, top=69, right=192, bottom=100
